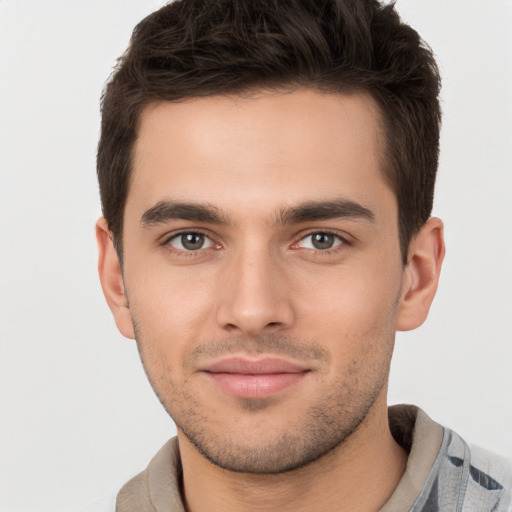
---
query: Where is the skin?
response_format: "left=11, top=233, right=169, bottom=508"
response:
left=97, top=89, right=445, bottom=512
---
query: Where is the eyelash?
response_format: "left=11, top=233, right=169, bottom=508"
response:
left=162, top=229, right=351, bottom=257
left=164, top=230, right=220, bottom=257
left=292, top=230, right=350, bottom=255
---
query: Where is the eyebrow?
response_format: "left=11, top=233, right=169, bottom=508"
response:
left=276, top=199, right=375, bottom=225
left=140, top=198, right=375, bottom=228
left=141, top=201, right=228, bottom=227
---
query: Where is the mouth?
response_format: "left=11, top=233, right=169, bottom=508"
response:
left=200, top=357, right=311, bottom=399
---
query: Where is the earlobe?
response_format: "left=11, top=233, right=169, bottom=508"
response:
left=96, top=218, right=135, bottom=339
left=396, top=217, right=445, bottom=332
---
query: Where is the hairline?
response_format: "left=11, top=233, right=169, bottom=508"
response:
left=113, top=86, right=408, bottom=265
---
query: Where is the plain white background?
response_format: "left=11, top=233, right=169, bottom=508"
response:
left=0, top=1, right=511, bottom=510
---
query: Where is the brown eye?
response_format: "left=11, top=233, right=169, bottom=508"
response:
left=168, top=232, right=213, bottom=251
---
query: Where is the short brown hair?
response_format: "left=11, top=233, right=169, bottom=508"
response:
left=97, top=0, right=441, bottom=263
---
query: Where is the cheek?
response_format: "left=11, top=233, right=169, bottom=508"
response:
left=296, top=259, right=402, bottom=356
left=302, top=258, right=401, bottom=315
left=124, top=262, right=219, bottom=358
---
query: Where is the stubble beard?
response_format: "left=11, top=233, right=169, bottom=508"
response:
left=134, top=328, right=393, bottom=475
left=176, top=379, right=382, bottom=474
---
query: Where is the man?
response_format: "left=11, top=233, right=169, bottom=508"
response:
left=95, top=0, right=512, bottom=510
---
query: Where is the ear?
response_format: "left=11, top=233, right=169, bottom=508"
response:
left=396, top=217, right=445, bottom=331
left=96, top=218, right=135, bottom=339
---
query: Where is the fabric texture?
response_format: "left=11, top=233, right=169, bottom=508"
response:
left=116, top=405, right=512, bottom=512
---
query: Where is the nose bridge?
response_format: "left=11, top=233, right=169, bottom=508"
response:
left=216, top=237, right=294, bottom=335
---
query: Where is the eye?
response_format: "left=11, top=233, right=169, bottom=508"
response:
left=168, top=232, right=214, bottom=251
left=297, top=232, right=344, bottom=251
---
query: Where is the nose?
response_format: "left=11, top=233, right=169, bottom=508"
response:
left=215, top=244, right=295, bottom=336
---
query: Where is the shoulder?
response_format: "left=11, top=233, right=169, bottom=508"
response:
left=434, top=428, right=512, bottom=512
left=116, top=437, right=185, bottom=512
left=116, top=471, right=154, bottom=512
left=389, top=406, right=512, bottom=512
left=468, top=443, right=512, bottom=498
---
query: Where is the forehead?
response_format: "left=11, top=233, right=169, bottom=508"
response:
left=128, top=89, right=394, bottom=222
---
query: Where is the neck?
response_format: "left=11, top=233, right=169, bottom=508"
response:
left=178, top=396, right=408, bottom=512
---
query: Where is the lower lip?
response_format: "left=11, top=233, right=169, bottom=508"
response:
left=205, top=372, right=308, bottom=399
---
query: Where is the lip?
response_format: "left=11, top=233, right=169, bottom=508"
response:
left=201, top=357, right=310, bottom=399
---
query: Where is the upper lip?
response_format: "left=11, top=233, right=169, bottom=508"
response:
left=201, top=357, right=309, bottom=375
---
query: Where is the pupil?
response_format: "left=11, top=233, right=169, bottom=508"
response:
left=312, top=233, right=334, bottom=250
left=182, top=233, right=204, bottom=250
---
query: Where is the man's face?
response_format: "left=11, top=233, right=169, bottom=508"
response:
left=119, top=90, right=406, bottom=473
